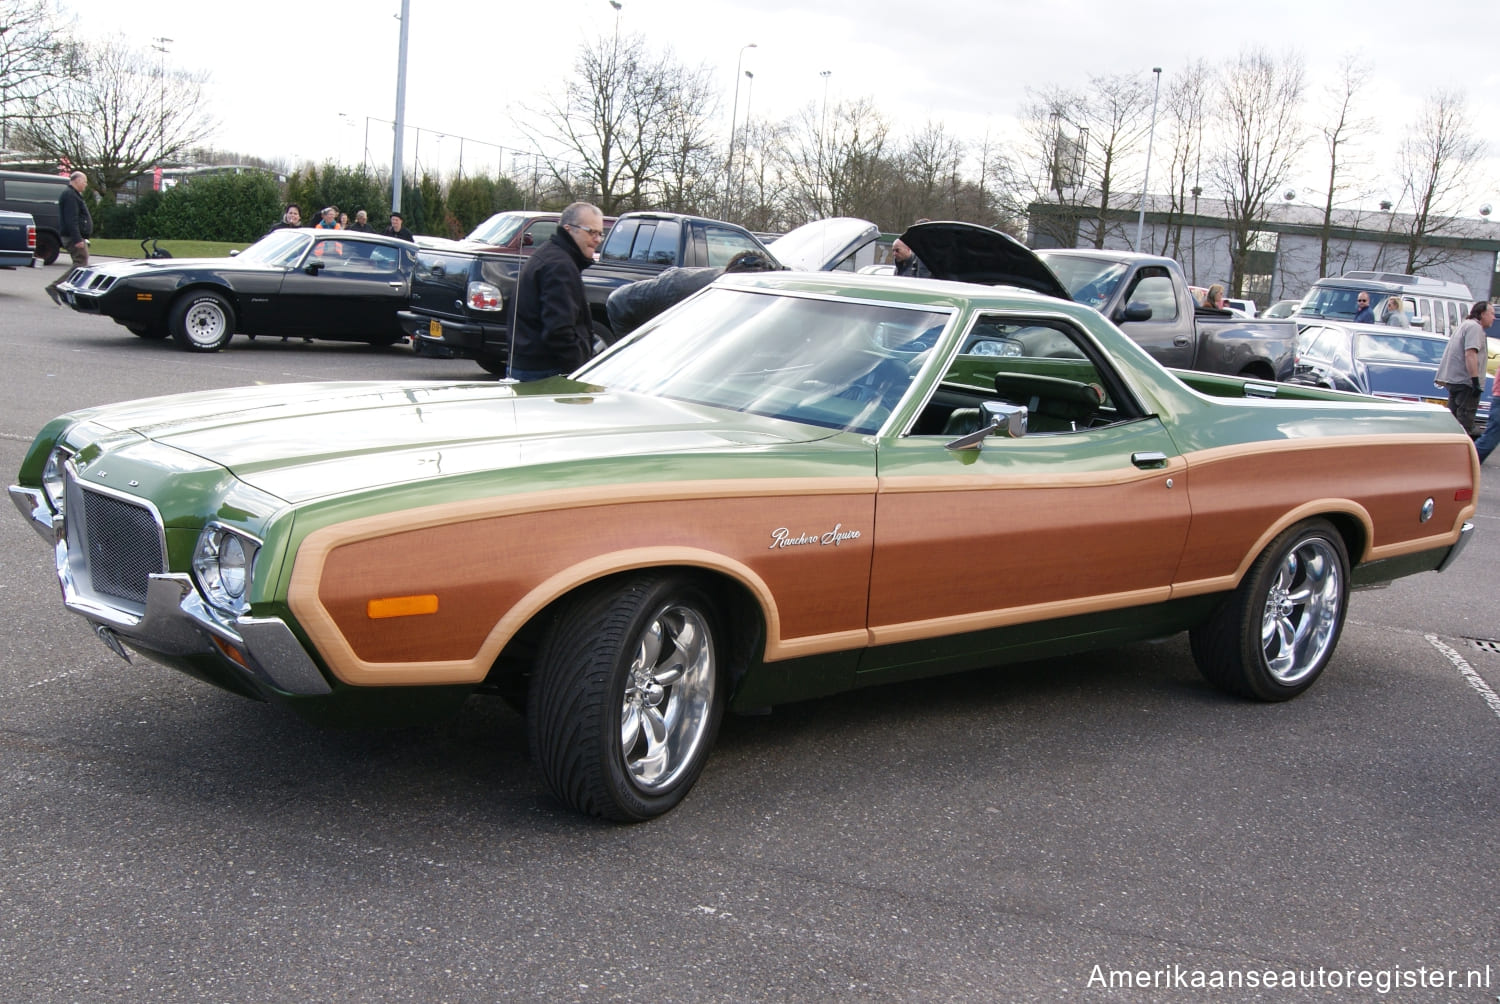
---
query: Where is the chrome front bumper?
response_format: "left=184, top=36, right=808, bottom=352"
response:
left=9, top=483, right=330, bottom=695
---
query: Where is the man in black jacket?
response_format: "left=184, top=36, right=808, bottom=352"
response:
left=508, top=201, right=604, bottom=381
left=44, top=171, right=92, bottom=306
left=383, top=212, right=415, bottom=242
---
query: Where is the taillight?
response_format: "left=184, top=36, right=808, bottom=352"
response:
left=466, top=281, right=502, bottom=311
left=26, top=225, right=36, bottom=251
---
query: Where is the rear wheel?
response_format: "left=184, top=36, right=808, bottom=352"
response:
left=169, top=291, right=236, bottom=352
left=476, top=353, right=507, bottom=376
left=529, top=573, right=724, bottom=821
left=1190, top=517, right=1349, bottom=701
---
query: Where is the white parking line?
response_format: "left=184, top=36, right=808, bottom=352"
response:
left=1426, top=634, right=1500, bottom=721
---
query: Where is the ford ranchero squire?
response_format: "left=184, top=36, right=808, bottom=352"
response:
left=11, top=239, right=1477, bottom=821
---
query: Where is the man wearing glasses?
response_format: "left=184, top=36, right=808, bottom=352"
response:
left=509, top=202, right=606, bottom=381
left=1353, top=293, right=1375, bottom=324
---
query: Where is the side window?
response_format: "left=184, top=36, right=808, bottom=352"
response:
left=310, top=239, right=389, bottom=275
left=704, top=226, right=761, bottom=267
left=599, top=219, right=639, bottom=261
left=1448, top=300, right=1464, bottom=333
left=643, top=219, right=680, bottom=265
left=913, top=315, right=1139, bottom=437
left=1124, top=271, right=1179, bottom=321
left=525, top=221, right=558, bottom=246
left=629, top=223, right=660, bottom=262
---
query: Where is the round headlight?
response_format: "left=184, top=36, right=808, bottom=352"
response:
left=219, top=534, right=248, bottom=598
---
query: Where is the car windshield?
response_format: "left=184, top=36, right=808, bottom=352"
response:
left=466, top=212, right=529, bottom=245
left=1298, top=284, right=1380, bottom=320
left=1356, top=332, right=1446, bottom=366
left=1034, top=253, right=1129, bottom=310
left=576, top=287, right=950, bottom=435
left=235, top=230, right=310, bottom=267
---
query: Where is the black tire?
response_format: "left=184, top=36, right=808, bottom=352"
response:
left=476, top=353, right=507, bottom=376
left=169, top=291, right=236, bottom=352
left=1189, top=517, right=1350, bottom=701
left=36, top=231, right=60, bottom=266
left=529, top=573, right=724, bottom=822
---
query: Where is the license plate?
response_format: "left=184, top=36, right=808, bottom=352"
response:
left=1422, top=397, right=1446, bottom=407
left=428, top=319, right=442, bottom=339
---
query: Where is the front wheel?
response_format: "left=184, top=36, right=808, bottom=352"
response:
left=529, top=573, right=724, bottom=821
left=169, top=291, right=236, bottom=352
left=1190, top=517, right=1349, bottom=701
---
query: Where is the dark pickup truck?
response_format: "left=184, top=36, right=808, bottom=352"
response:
left=905, top=223, right=1297, bottom=381
left=1036, top=248, right=1296, bottom=380
left=0, top=209, right=37, bottom=269
left=401, top=211, right=776, bottom=374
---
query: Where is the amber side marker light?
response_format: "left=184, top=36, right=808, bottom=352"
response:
left=367, top=594, right=440, bottom=619
left=211, top=634, right=250, bottom=668
left=135, top=293, right=152, bottom=301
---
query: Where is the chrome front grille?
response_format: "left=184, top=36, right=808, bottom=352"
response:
left=64, top=472, right=166, bottom=609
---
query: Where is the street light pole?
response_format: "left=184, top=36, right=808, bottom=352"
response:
left=391, top=0, right=411, bottom=214
left=1135, top=66, right=1162, bottom=251
left=739, top=70, right=754, bottom=209
left=724, top=43, right=756, bottom=218
left=1190, top=185, right=1202, bottom=286
left=151, top=36, right=172, bottom=181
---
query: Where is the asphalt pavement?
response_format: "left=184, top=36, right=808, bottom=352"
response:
left=2, top=260, right=1497, bottom=1002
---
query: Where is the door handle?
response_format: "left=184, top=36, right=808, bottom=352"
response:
left=1131, top=451, right=1169, bottom=469
left=1173, top=335, right=1190, bottom=346
left=388, top=281, right=405, bottom=288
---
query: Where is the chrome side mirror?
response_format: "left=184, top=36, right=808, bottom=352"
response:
left=945, top=401, right=1027, bottom=451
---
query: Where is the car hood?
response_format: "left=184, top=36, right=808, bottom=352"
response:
left=85, top=256, right=279, bottom=275
left=768, top=217, right=880, bottom=271
left=899, top=221, right=1072, bottom=300
left=77, top=380, right=843, bottom=504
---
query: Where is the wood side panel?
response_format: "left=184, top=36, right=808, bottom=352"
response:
left=1173, top=438, right=1474, bottom=584
left=868, top=471, right=1190, bottom=628
left=301, top=488, right=876, bottom=675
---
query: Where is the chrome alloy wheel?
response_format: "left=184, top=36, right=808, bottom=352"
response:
left=620, top=603, right=716, bottom=792
left=1260, top=536, right=1343, bottom=685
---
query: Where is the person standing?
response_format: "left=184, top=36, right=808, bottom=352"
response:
left=508, top=201, right=604, bottom=381
left=314, top=206, right=341, bottom=229
left=1434, top=300, right=1493, bottom=434
left=44, top=171, right=92, bottom=306
left=383, top=212, right=415, bottom=242
left=348, top=209, right=373, bottom=232
left=891, top=238, right=929, bottom=277
left=1352, top=292, right=1375, bottom=323
left=266, top=204, right=302, bottom=233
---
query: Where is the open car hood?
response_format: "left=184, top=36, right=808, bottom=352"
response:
left=768, top=217, right=880, bottom=272
left=899, top=221, right=1071, bottom=301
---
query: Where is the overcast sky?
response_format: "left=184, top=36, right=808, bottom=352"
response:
left=52, top=0, right=1500, bottom=217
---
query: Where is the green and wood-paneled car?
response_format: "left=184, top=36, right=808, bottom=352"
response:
left=11, top=256, right=1478, bottom=820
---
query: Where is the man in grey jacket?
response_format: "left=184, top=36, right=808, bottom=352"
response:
left=44, top=171, right=92, bottom=306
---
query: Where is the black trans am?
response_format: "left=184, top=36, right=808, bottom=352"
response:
left=55, top=229, right=417, bottom=352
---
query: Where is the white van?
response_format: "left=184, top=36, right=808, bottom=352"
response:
left=1297, top=271, right=1474, bottom=336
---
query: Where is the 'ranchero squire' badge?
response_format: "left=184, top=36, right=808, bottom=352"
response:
left=769, top=523, right=862, bottom=550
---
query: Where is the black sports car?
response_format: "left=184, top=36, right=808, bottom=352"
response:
left=55, top=229, right=417, bottom=352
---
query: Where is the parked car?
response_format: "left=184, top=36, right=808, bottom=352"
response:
left=1264, top=299, right=1302, bottom=319
left=0, top=169, right=68, bottom=265
left=1289, top=320, right=1492, bottom=434
left=911, top=224, right=1298, bottom=381
left=0, top=208, right=37, bottom=269
left=438, top=210, right=617, bottom=256
left=1224, top=297, right=1258, bottom=317
left=54, top=229, right=418, bottom=351
left=11, top=252, right=1478, bottom=821
left=1298, top=271, right=1473, bottom=336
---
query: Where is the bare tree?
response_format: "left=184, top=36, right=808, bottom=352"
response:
left=16, top=35, right=214, bottom=201
left=1395, top=90, right=1485, bottom=274
left=0, top=0, right=81, bottom=149
left=1310, top=54, right=1373, bottom=277
left=1155, top=60, right=1212, bottom=270
left=1208, top=48, right=1308, bottom=298
left=525, top=32, right=718, bottom=216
